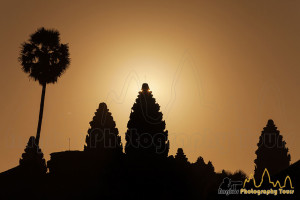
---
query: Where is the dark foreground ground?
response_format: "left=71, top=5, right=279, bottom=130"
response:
left=0, top=151, right=299, bottom=200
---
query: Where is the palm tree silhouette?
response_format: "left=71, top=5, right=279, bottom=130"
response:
left=19, top=27, right=70, bottom=145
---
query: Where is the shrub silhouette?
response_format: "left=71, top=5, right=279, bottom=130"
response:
left=193, top=156, right=215, bottom=174
left=189, top=156, right=217, bottom=199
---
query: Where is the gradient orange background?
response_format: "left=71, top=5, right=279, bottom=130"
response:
left=0, top=0, right=299, bottom=175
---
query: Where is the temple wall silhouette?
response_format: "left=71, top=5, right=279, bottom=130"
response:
left=47, top=151, right=85, bottom=175
left=0, top=84, right=299, bottom=200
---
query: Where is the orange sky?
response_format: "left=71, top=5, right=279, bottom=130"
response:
left=0, top=0, right=299, bottom=175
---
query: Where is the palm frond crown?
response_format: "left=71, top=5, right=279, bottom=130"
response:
left=19, top=27, right=70, bottom=85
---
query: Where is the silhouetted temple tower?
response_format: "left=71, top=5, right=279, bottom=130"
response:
left=19, top=136, right=47, bottom=175
left=254, top=119, right=291, bottom=181
left=175, top=148, right=188, bottom=163
left=84, top=102, right=122, bottom=155
left=125, top=83, right=169, bottom=158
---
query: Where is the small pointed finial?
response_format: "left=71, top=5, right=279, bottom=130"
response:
left=142, top=83, right=150, bottom=91
left=177, top=148, right=184, bottom=154
left=99, top=102, right=108, bottom=110
left=267, top=119, right=274, bottom=126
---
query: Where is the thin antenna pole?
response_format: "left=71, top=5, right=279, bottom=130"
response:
left=69, top=138, right=70, bottom=151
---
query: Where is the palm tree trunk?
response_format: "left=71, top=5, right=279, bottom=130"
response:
left=35, top=83, right=46, bottom=146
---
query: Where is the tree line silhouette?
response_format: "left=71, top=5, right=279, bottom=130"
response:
left=0, top=27, right=298, bottom=200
